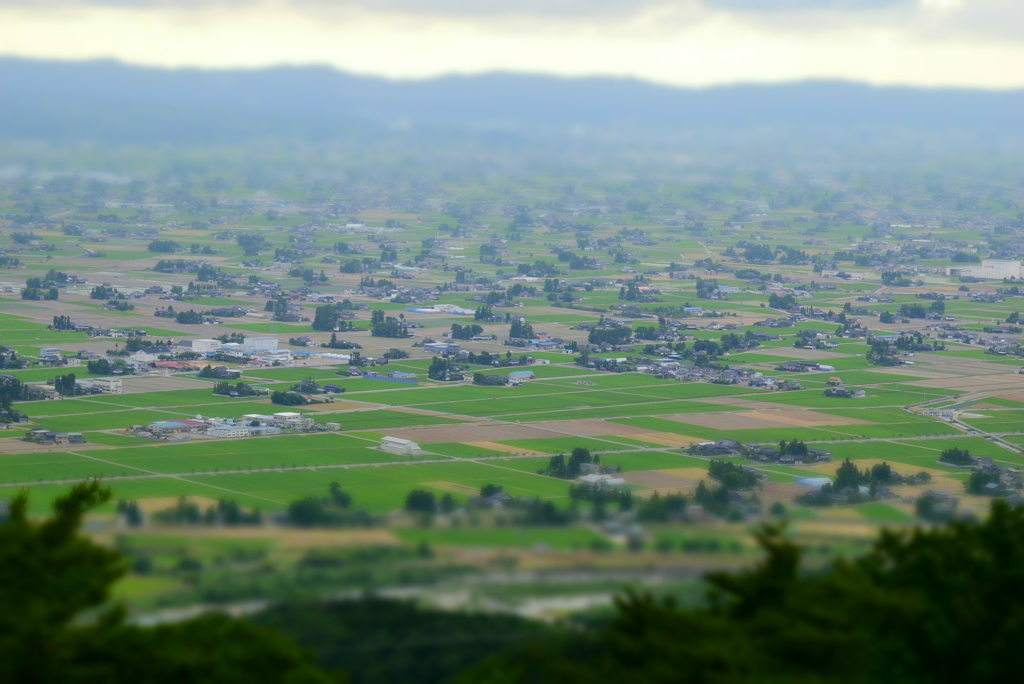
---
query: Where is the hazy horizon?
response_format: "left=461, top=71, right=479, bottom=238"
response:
left=2, top=0, right=1023, bottom=89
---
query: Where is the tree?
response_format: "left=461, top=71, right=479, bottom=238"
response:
left=52, top=315, right=74, bottom=331
left=966, top=470, right=1001, bottom=495
left=509, top=319, right=535, bottom=339
left=404, top=489, right=436, bottom=514
left=116, top=499, right=143, bottom=526
left=86, top=358, right=111, bottom=375
left=471, top=501, right=1024, bottom=683
left=328, top=482, right=352, bottom=509
left=147, top=239, right=179, bottom=253
left=0, top=482, right=331, bottom=683
left=833, top=457, right=866, bottom=492
left=939, top=447, right=973, bottom=466
left=53, top=373, right=76, bottom=396
left=270, top=391, right=308, bottom=406
left=450, top=323, right=484, bottom=340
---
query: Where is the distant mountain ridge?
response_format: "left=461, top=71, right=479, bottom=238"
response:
left=1, top=57, right=1022, bottom=143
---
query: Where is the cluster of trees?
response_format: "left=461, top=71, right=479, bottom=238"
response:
left=236, top=233, right=267, bottom=256
left=636, top=491, right=689, bottom=522
left=634, top=478, right=748, bottom=522
left=360, top=277, right=395, bottom=289
left=51, top=373, right=78, bottom=397
left=150, top=495, right=262, bottom=526
left=253, top=595, right=547, bottom=684
left=568, top=483, right=633, bottom=518
left=287, top=483, right=371, bottom=527
left=966, top=470, right=1003, bottom=495
left=288, top=266, right=328, bottom=285
left=768, top=292, right=798, bottom=309
left=171, top=309, right=203, bottom=324
left=0, top=347, right=24, bottom=372
left=339, top=258, right=364, bottom=273
left=0, top=482, right=334, bottom=682
left=0, top=374, right=27, bottom=424
left=466, top=350, right=531, bottom=367
left=154, top=258, right=201, bottom=273
left=776, top=245, right=810, bottom=264
left=516, top=260, right=560, bottom=276
left=588, top=326, right=633, bottom=346
left=939, top=446, right=974, bottom=466
left=634, top=325, right=659, bottom=340
left=10, top=231, right=37, bottom=244
left=197, top=365, right=229, bottom=379
left=403, top=489, right=454, bottom=516
left=370, top=309, right=407, bottom=338
left=540, top=447, right=595, bottom=479
left=509, top=318, right=535, bottom=339
left=212, top=381, right=259, bottom=397
left=383, top=348, right=408, bottom=359
left=23, top=269, right=67, bottom=301
left=472, top=500, right=1024, bottom=682
left=51, top=315, right=75, bottom=331
left=741, top=242, right=776, bottom=262
left=427, top=357, right=462, bottom=381
left=898, top=301, right=944, bottom=318
left=951, top=251, right=980, bottom=263
left=85, top=358, right=114, bottom=375
left=115, top=499, right=142, bottom=526
left=554, top=250, right=597, bottom=270
left=450, top=323, right=484, bottom=340
left=263, top=297, right=296, bottom=322
left=90, top=284, right=116, bottom=300
left=619, top=281, right=643, bottom=301
left=22, top=479, right=1024, bottom=682
left=803, top=458, right=900, bottom=504
left=147, top=239, right=180, bottom=253
left=881, top=270, right=913, bottom=287
left=21, top=280, right=58, bottom=300
left=708, top=460, right=762, bottom=490
left=894, top=332, right=944, bottom=352
left=778, top=439, right=809, bottom=457
left=325, top=333, right=360, bottom=349
left=0, top=256, right=20, bottom=268
left=866, top=339, right=900, bottom=366
left=270, top=390, right=308, bottom=406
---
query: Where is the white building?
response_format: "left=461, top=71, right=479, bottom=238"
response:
left=92, top=377, right=123, bottom=394
left=191, top=338, right=223, bottom=353
left=207, top=426, right=251, bottom=438
left=380, top=436, right=420, bottom=455
left=947, top=259, right=1021, bottom=280
left=242, top=336, right=279, bottom=354
left=271, top=412, right=315, bottom=430
left=260, top=350, right=292, bottom=364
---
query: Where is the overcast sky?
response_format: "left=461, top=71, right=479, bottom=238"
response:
left=2, top=0, right=1022, bottom=88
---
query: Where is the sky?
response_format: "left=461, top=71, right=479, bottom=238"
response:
left=1, top=0, right=1023, bottom=88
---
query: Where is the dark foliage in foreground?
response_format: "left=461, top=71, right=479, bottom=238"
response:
left=465, top=501, right=1024, bottom=684
left=0, top=482, right=333, bottom=684
left=254, top=596, right=552, bottom=684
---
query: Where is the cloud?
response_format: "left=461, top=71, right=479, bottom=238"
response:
left=0, top=0, right=1021, bottom=87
